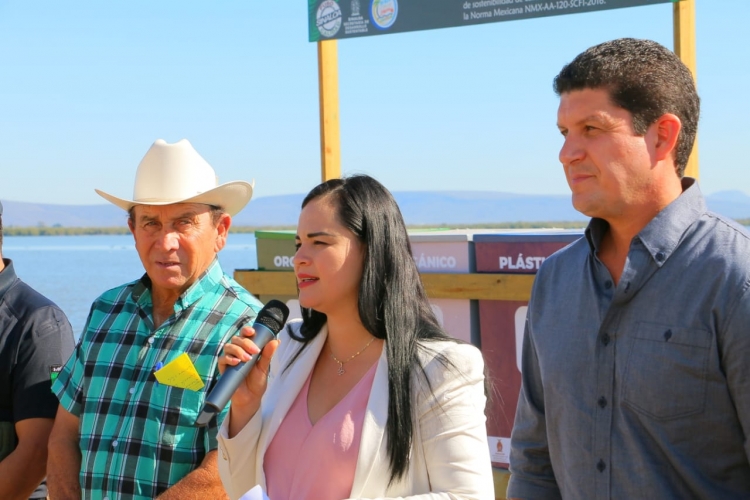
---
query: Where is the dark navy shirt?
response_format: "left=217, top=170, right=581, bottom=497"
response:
left=0, top=258, right=74, bottom=423
left=508, top=179, right=750, bottom=499
left=0, top=258, right=74, bottom=498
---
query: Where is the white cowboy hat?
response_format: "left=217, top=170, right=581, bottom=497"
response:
left=95, top=139, right=254, bottom=216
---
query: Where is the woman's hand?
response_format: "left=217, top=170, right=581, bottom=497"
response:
left=219, top=325, right=280, bottom=437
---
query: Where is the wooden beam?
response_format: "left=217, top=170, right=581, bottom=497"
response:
left=673, top=0, right=699, bottom=180
left=420, top=273, right=534, bottom=301
left=234, top=270, right=298, bottom=296
left=233, top=270, right=536, bottom=302
left=317, top=40, right=341, bottom=181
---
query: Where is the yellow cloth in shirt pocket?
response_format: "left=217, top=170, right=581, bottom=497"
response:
left=154, top=352, right=205, bottom=391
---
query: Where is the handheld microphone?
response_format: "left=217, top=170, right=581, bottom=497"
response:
left=194, top=300, right=290, bottom=427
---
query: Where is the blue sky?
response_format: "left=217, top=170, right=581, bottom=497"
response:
left=0, top=0, right=747, bottom=205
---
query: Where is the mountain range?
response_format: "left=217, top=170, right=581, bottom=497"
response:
left=2, top=190, right=750, bottom=228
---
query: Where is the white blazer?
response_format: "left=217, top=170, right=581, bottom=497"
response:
left=217, top=321, right=494, bottom=500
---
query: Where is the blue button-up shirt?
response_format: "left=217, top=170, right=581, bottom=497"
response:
left=508, top=179, right=750, bottom=499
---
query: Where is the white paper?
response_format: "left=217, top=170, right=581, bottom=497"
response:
left=239, top=485, right=270, bottom=500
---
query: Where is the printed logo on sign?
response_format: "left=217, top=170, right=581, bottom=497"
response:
left=50, top=364, right=63, bottom=383
left=499, top=253, right=546, bottom=271
left=317, top=0, right=343, bottom=38
left=488, top=436, right=511, bottom=465
left=273, top=255, right=295, bottom=268
left=370, top=0, right=397, bottom=29
left=413, top=253, right=457, bottom=270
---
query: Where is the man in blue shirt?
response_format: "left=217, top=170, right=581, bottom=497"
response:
left=508, top=38, right=750, bottom=499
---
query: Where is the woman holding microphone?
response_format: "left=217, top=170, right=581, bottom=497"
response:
left=217, top=175, right=493, bottom=499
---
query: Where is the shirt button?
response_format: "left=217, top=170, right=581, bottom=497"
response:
left=655, top=251, right=666, bottom=262
left=103, top=497, right=109, bottom=500
left=598, top=396, right=607, bottom=408
left=112, top=440, right=119, bottom=448
left=147, top=337, right=155, bottom=345
left=129, top=387, right=136, bottom=395
left=604, top=280, right=612, bottom=290
left=601, top=333, right=611, bottom=346
left=597, top=459, right=606, bottom=472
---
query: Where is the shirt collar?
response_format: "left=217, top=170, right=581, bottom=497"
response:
left=129, top=258, right=225, bottom=313
left=585, top=218, right=609, bottom=255
left=130, top=274, right=151, bottom=304
left=0, top=258, right=18, bottom=300
left=585, top=177, right=705, bottom=267
left=177, top=258, right=225, bottom=312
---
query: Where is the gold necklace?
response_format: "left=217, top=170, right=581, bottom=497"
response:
left=329, top=336, right=377, bottom=375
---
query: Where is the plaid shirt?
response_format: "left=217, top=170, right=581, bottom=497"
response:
left=53, top=259, right=263, bottom=499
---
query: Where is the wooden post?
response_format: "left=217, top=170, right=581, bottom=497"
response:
left=673, top=0, right=699, bottom=180
left=317, top=40, right=341, bottom=181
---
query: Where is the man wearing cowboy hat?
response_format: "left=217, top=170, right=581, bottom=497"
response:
left=47, top=139, right=264, bottom=499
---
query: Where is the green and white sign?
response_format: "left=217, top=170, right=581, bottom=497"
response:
left=308, top=0, right=680, bottom=42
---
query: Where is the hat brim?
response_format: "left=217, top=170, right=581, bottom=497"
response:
left=95, top=180, right=254, bottom=217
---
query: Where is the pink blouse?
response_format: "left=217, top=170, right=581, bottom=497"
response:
left=264, top=363, right=377, bottom=500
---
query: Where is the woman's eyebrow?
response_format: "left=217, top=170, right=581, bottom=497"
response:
left=305, top=231, right=335, bottom=238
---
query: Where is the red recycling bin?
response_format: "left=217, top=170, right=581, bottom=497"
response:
left=475, top=231, right=583, bottom=468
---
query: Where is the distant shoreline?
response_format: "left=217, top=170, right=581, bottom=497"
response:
left=2, top=226, right=289, bottom=236
left=5, top=218, right=749, bottom=236
left=4, top=221, right=588, bottom=236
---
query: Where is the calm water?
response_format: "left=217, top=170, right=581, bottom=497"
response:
left=3, top=234, right=258, bottom=337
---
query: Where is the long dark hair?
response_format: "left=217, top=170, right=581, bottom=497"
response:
left=289, top=174, right=454, bottom=483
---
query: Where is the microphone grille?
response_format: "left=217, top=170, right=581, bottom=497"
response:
left=255, top=300, right=290, bottom=334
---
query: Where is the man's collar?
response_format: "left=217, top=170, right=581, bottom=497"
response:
left=637, top=177, right=704, bottom=267
left=584, top=218, right=609, bottom=255
left=0, top=258, right=18, bottom=300
left=130, top=274, right=152, bottom=304
left=132, top=258, right=225, bottom=311
left=585, top=177, right=705, bottom=266
left=177, top=258, right=224, bottom=312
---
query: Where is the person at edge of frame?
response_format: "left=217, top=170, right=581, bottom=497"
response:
left=0, top=198, right=75, bottom=500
